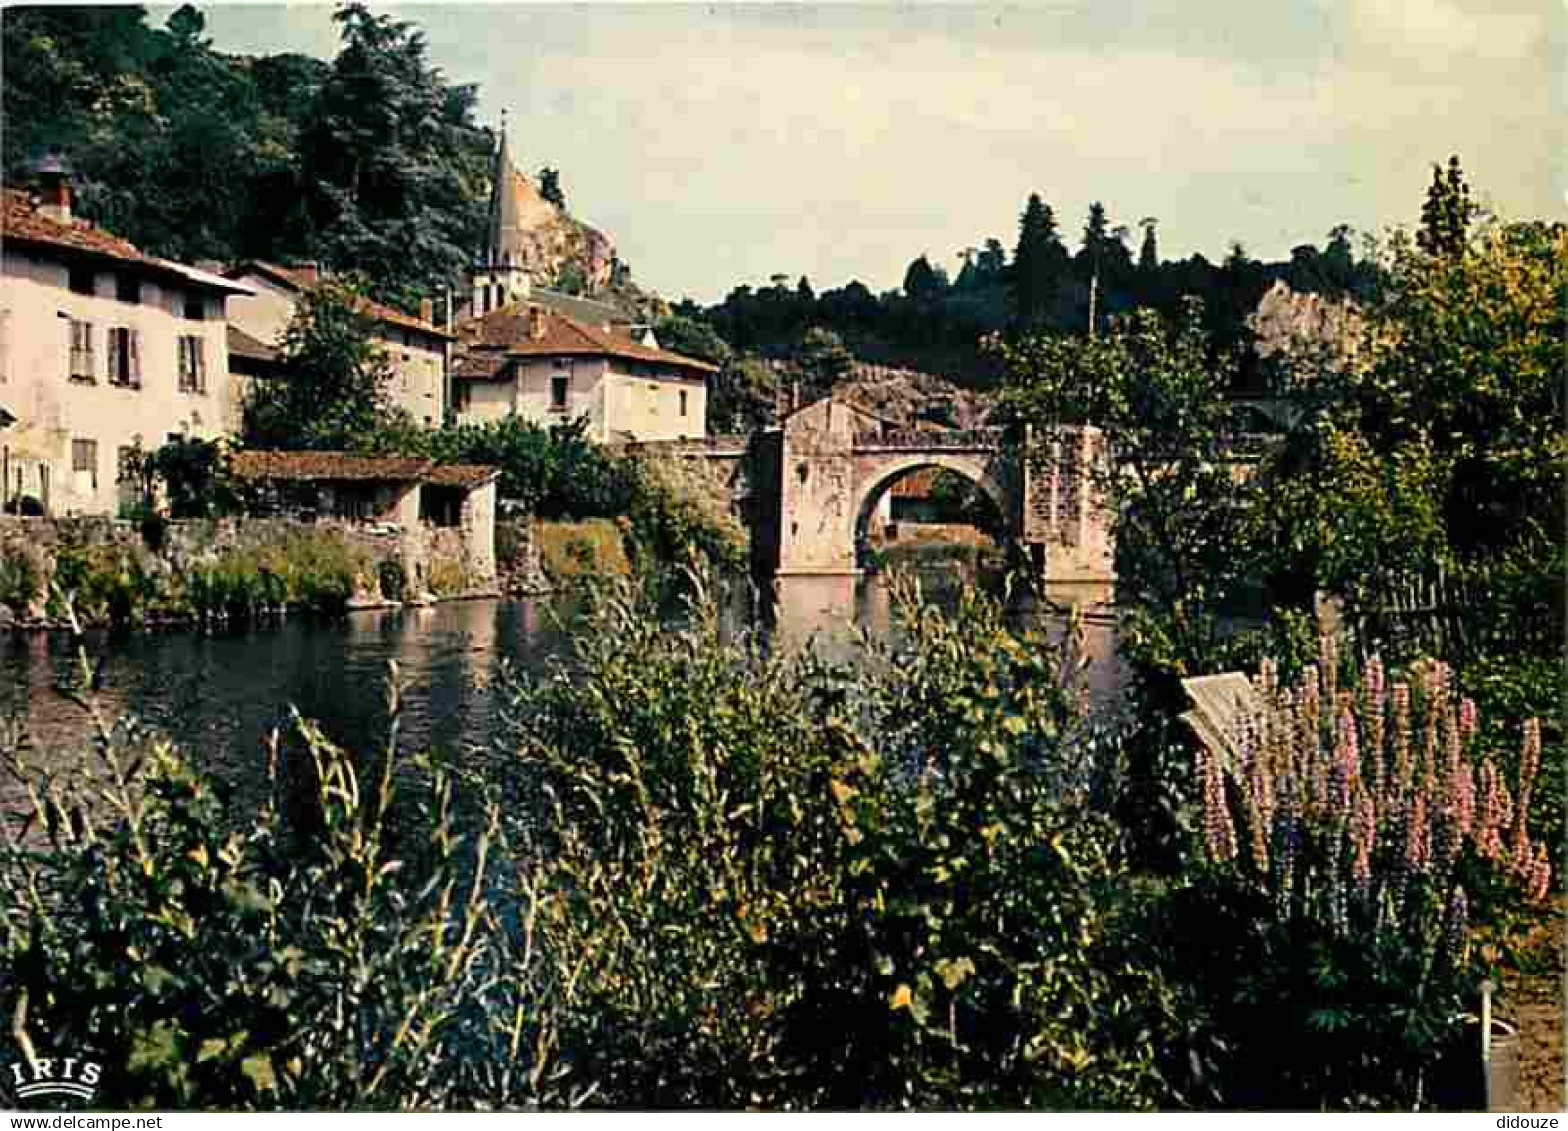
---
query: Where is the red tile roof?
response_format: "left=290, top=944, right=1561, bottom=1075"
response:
left=453, top=302, right=716, bottom=379
left=227, top=261, right=455, bottom=340
left=231, top=450, right=498, bottom=488
left=2, top=189, right=250, bottom=294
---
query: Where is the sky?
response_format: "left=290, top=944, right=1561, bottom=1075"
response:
left=180, top=0, right=1563, bottom=303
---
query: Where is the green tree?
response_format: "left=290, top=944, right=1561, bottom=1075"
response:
left=300, top=3, right=491, bottom=300
left=1011, top=192, right=1065, bottom=330
left=538, top=165, right=565, bottom=209
left=1261, top=220, right=1567, bottom=657
left=902, top=254, right=945, bottom=301
left=1417, top=154, right=1474, bottom=259
left=243, top=277, right=404, bottom=450
left=1137, top=217, right=1159, bottom=273
left=795, top=326, right=855, bottom=400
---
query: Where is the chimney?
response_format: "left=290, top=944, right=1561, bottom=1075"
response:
left=290, top=261, right=321, bottom=285
left=34, top=153, right=72, bottom=224
left=528, top=306, right=547, bottom=341
left=419, top=298, right=434, bottom=325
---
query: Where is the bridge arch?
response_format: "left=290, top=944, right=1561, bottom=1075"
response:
left=850, top=453, right=1011, bottom=563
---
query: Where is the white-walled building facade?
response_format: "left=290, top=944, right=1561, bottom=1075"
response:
left=451, top=303, right=713, bottom=442
left=224, top=261, right=453, bottom=427
left=1, top=186, right=250, bottom=515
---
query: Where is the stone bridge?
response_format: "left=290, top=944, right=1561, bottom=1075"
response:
left=629, top=396, right=1113, bottom=583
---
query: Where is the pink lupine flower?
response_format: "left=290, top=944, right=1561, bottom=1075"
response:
left=1350, top=789, right=1376, bottom=893
left=1392, top=682, right=1413, bottom=797
left=1526, top=846, right=1552, bottom=904
left=1335, top=707, right=1360, bottom=809
left=1404, top=793, right=1430, bottom=874
left=1458, top=697, right=1478, bottom=743
left=1454, top=762, right=1474, bottom=835
left=1520, top=716, right=1542, bottom=796
left=1200, top=747, right=1237, bottom=863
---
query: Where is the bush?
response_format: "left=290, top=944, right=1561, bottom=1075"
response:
left=534, top=519, right=630, bottom=588
left=491, top=572, right=1176, bottom=1108
left=0, top=544, right=41, bottom=615
left=0, top=661, right=564, bottom=1110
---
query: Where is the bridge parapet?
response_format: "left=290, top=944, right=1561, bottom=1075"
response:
left=852, top=427, right=1008, bottom=452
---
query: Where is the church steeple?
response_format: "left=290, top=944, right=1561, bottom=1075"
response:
left=486, top=111, right=527, bottom=270
left=472, top=112, right=533, bottom=315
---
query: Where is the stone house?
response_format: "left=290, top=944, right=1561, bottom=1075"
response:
left=451, top=302, right=714, bottom=442
left=223, top=260, right=454, bottom=427
left=0, top=181, right=252, bottom=516
left=229, top=450, right=499, bottom=589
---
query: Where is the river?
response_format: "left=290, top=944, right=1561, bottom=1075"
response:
left=0, top=570, right=1123, bottom=815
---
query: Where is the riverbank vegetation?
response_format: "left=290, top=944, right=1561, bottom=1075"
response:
left=0, top=525, right=373, bottom=629
left=1, top=573, right=1555, bottom=1109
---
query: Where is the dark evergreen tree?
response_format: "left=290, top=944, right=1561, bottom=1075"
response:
left=1417, top=154, right=1474, bottom=258
left=1137, top=218, right=1159, bottom=273
left=903, top=254, right=945, bottom=302
left=538, top=166, right=566, bottom=209
left=1012, top=193, right=1064, bottom=330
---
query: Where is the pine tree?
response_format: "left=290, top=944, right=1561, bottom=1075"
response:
left=1417, top=155, right=1473, bottom=258
left=1013, top=193, right=1064, bottom=330
left=1138, top=217, right=1159, bottom=273
left=538, top=166, right=566, bottom=209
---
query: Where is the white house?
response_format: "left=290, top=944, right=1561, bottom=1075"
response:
left=0, top=183, right=251, bottom=516
left=224, top=260, right=454, bottom=427
left=451, top=302, right=714, bottom=442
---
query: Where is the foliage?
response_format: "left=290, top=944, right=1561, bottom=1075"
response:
left=0, top=544, right=43, bottom=615
left=538, top=166, right=565, bottom=209
left=1174, top=646, right=1550, bottom=1108
left=534, top=518, right=631, bottom=587
left=375, top=558, right=406, bottom=603
left=0, top=656, right=567, bottom=1110
left=997, top=299, right=1262, bottom=681
left=1259, top=218, right=1567, bottom=661
left=494, top=573, right=1178, bottom=1108
left=1417, top=156, right=1475, bottom=259
left=244, top=277, right=405, bottom=451
left=127, top=437, right=243, bottom=520
left=366, top=416, right=745, bottom=575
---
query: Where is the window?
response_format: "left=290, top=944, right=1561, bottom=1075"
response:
left=679, top=390, right=689, bottom=418
left=72, top=438, right=98, bottom=492
left=183, top=296, right=205, bottom=321
left=68, top=320, right=95, bottom=382
left=107, top=327, right=141, bottom=387
left=68, top=265, right=94, bottom=296
left=116, top=274, right=141, bottom=304
left=178, top=334, right=206, bottom=393
left=550, top=374, right=569, bottom=412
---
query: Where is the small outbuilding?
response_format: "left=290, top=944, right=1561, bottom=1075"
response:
left=230, top=450, right=499, bottom=588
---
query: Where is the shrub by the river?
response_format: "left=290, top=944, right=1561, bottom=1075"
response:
left=0, top=657, right=568, bottom=1110
left=491, top=571, right=1176, bottom=1108
left=0, top=544, right=42, bottom=615
left=534, top=518, right=631, bottom=588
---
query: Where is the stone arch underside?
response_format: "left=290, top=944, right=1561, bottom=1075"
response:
left=850, top=453, right=1014, bottom=565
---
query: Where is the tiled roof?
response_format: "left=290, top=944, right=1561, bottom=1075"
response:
left=232, top=450, right=498, bottom=488
left=227, top=325, right=279, bottom=364
left=453, top=301, right=716, bottom=379
left=226, top=261, right=455, bottom=340
left=2, top=189, right=251, bottom=294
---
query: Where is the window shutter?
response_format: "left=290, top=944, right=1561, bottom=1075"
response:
left=129, top=330, right=141, bottom=386
left=107, top=328, right=121, bottom=382
left=195, top=338, right=206, bottom=391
